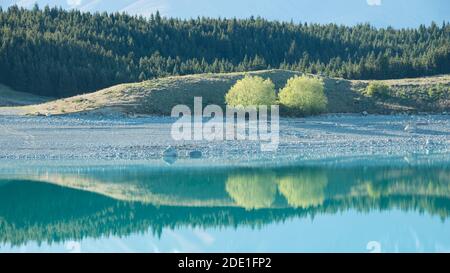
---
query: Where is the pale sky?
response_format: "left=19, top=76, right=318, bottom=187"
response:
left=1, top=0, right=449, bottom=28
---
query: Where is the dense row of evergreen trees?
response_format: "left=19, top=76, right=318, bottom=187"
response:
left=0, top=5, right=449, bottom=97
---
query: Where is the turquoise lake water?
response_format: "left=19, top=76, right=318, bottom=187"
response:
left=0, top=158, right=449, bottom=253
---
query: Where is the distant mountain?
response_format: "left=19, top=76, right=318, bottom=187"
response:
left=2, top=0, right=449, bottom=28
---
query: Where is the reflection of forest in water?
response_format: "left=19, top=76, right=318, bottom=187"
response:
left=0, top=164, right=449, bottom=245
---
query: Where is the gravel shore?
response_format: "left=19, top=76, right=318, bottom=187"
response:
left=0, top=114, right=449, bottom=167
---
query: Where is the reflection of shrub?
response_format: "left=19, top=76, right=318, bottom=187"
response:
left=365, top=182, right=381, bottom=198
left=277, top=172, right=328, bottom=208
left=225, top=75, right=277, bottom=107
left=365, top=82, right=390, bottom=98
left=226, top=172, right=277, bottom=210
left=278, top=76, right=327, bottom=115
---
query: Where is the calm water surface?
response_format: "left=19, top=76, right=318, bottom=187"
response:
left=0, top=159, right=449, bottom=253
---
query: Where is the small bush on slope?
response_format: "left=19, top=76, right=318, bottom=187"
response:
left=365, top=82, right=391, bottom=98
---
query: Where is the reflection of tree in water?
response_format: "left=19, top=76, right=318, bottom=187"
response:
left=225, top=170, right=328, bottom=209
left=225, top=171, right=277, bottom=210
left=363, top=168, right=450, bottom=199
left=0, top=180, right=310, bottom=246
left=278, top=171, right=328, bottom=208
left=1, top=164, right=450, bottom=246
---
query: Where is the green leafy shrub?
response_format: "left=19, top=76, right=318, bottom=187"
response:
left=225, top=75, right=277, bottom=107
left=365, top=82, right=390, bottom=98
left=278, top=76, right=327, bottom=115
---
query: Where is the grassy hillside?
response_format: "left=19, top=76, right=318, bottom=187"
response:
left=0, top=84, right=50, bottom=107
left=7, top=70, right=450, bottom=116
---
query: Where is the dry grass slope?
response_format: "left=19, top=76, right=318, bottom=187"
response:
left=3, top=70, right=449, bottom=116
left=0, top=84, right=50, bottom=107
